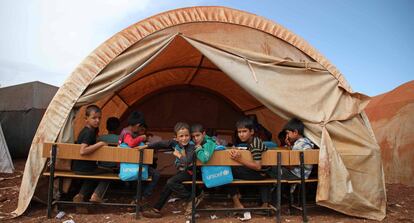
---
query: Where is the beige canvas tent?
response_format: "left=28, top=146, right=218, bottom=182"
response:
left=365, top=80, right=414, bottom=186
left=14, top=6, right=386, bottom=220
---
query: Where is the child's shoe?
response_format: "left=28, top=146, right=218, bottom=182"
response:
left=73, top=194, right=88, bottom=214
left=89, top=193, right=104, bottom=203
left=184, top=192, right=204, bottom=216
left=142, top=208, right=162, bottom=218
left=72, top=193, right=84, bottom=202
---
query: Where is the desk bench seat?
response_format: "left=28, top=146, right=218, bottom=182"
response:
left=183, top=178, right=318, bottom=185
left=183, top=179, right=283, bottom=185
left=187, top=149, right=319, bottom=223
left=43, top=170, right=152, bottom=181
left=42, top=142, right=154, bottom=219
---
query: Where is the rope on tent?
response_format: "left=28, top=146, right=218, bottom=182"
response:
left=244, top=58, right=258, bottom=83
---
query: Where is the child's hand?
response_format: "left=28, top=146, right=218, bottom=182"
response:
left=139, top=135, right=147, bottom=141
left=98, top=141, right=107, bottom=147
left=285, top=135, right=291, bottom=147
left=173, top=149, right=182, bottom=159
left=229, top=149, right=241, bottom=160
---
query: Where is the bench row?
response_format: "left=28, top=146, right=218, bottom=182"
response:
left=42, top=142, right=319, bottom=166
left=42, top=142, right=319, bottom=223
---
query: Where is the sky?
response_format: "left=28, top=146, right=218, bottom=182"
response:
left=0, top=0, right=413, bottom=96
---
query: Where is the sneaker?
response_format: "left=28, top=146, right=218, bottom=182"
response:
left=142, top=208, right=162, bottom=218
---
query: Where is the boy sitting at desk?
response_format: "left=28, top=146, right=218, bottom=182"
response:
left=140, top=122, right=196, bottom=218
left=281, top=118, right=315, bottom=180
left=228, top=117, right=271, bottom=209
left=72, top=105, right=109, bottom=204
left=97, top=117, right=120, bottom=169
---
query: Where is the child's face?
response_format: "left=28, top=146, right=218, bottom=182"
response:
left=131, top=124, right=140, bottom=133
left=286, top=129, right=299, bottom=144
left=237, top=127, right=254, bottom=143
left=137, top=126, right=146, bottom=135
left=191, top=131, right=205, bottom=146
left=176, top=128, right=191, bottom=146
left=85, top=111, right=101, bottom=128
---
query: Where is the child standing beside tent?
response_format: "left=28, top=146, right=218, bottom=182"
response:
left=72, top=105, right=110, bottom=203
left=280, top=118, right=315, bottom=180
left=140, top=122, right=196, bottom=218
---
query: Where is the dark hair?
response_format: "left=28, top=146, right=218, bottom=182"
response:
left=206, top=128, right=217, bottom=136
left=246, top=114, right=258, bottom=125
left=191, top=123, right=205, bottom=133
left=236, top=117, right=255, bottom=130
left=106, top=117, right=120, bottom=132
left=283, top=118, right=305, bottom=136
left=85, top=105, right=101, bottom=117
left=278, top=129, right=287, bottom=147
left=174, top=122, right=190, bottom=135
left=140, top=123, right=148, bottom=129
left=128, top=111, right=145, bottom=126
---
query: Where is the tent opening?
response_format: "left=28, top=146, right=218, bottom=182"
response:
left=15, top=7, right=386, bottom=220
left=73, top=35, right=287, bottom=143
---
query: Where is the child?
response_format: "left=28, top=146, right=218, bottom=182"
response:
left=118, top=112, right=160, bottom=201
left=97, top=117, right=120, bottom=169
left=281, top=118, right=315, bottom=180
left=247, top=114, right=272, bottom=141
left=178, top=123, right=217, bottom=215
left=227, top=117, right=270, bottom=209
left=98, top=117, right=120, bottom=145
left=277, top=129, right=290, bottom=148
left=72, top=105, right=110, bottom=203
left=140, top=122, right=195, bottom=218
left=118, top=111, right=146, bottom=147
left=192, top=124, right=216, bottom=164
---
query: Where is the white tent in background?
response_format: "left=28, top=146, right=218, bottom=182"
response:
left=0, top=123, right=14, bottom=173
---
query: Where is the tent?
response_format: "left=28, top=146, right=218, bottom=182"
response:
left=365, top=80, right=414, bottom=186
left=14, top=6, right=386, bottom=220
left=0, top=81, right=58, bottom=158
left=0, top=123, right=14, bottom=173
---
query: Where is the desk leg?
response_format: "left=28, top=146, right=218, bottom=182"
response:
left=276, top=152, right=281, bottom=223
left=47, top=144, right=57, bottom=218
left=191, top=154, right=197, bottom=223
left=136, top=150, right=144, bottom=219
left=300, top=152, right=308, bottom=223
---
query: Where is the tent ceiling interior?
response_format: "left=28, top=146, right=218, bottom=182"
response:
left=73, top=32, right=295, bottom=138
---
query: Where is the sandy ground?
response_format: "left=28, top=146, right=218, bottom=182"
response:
left=1, top=159, right=413, bottom=223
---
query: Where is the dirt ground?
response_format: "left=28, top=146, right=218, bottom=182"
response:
left=1, top=159, right=413, bottom=223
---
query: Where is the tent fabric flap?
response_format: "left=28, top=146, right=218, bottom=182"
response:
left=182, top=35, right=386, bottom=220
